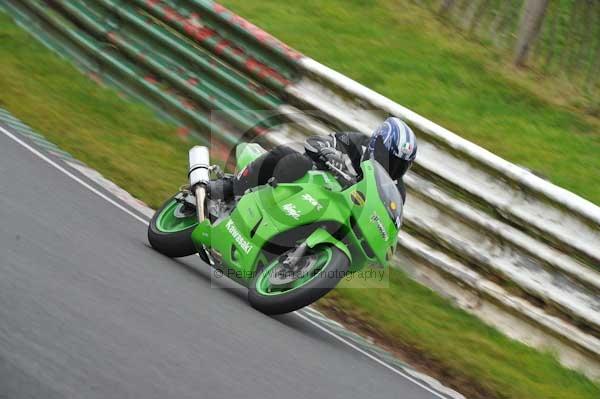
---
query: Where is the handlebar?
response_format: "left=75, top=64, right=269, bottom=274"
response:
left=324, top=161, right=357, bottom=187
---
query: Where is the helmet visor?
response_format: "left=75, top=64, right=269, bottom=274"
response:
left=371, top=136, right=412, bottom=180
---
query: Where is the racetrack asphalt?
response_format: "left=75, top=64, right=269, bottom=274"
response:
left=0, top=124, right=448, bottom=399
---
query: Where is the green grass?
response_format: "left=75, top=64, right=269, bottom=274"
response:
left=0, top=12, right=189, bottom=208
left=221, top=0, right=600, bottom=205
left=319, top=267, right=600, bottom=399
left=1, top=8, right=599, bottom=399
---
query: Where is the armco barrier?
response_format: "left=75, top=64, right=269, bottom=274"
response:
left=2, top=0, right=599, bottom=379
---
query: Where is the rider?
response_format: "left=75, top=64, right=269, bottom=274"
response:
left=231, top=117, right=418, bottom=203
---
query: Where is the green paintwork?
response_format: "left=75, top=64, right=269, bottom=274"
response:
left=305, top=227, right=352, bottom=263
left=190, top=151, right=401, bottom=287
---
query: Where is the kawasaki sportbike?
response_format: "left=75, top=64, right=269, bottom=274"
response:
left=148, top=144, right=403, bottom=314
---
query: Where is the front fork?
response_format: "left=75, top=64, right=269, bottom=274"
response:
left=193, top=186, right=207, bottom=224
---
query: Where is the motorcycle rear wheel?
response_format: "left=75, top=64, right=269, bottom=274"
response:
left=148, top=195, right=198, bottom=258
left=248, top=246, right=350, bottom=315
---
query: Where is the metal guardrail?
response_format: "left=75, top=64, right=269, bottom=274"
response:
left=1, top=0, right=599, bottom=379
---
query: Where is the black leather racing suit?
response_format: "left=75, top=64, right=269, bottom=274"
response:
left=304, top=132, right=407, bottom=203
left=233, top=132, right=407, bottom=204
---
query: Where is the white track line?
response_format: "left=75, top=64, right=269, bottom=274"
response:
left=295, top=312, right=451, bottom=399
left=1, top=124, right=455, bottom=399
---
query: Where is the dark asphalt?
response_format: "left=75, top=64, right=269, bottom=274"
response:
left=0, top=128, right=440, bottom=399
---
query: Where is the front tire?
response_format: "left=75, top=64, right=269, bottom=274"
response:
left=148, top=195, right=198, bottom=257
left=248, top=246, right=350, bottom=315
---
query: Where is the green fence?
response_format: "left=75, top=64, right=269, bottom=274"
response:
left=0, top=0, right=302, bottom=148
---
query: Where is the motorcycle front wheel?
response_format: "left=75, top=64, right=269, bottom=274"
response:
left=248, top=245, right=350, bottom=315
left=148, top=195, right=198, bottom=258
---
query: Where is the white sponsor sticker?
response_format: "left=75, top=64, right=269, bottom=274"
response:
left=226, top=219, right=253, bottom=254
left=282, top=203, right=301, bottom=220
left=301, top=193, right=323, bottom=211
left=370, top=212, right=389, bottom=242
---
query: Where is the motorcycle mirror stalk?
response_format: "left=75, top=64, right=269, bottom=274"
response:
left=188, top=146, right=211, bottom=224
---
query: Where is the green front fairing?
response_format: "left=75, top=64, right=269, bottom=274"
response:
left=349, top=161, right=399, bottom=266
left=191, top=161, right=399, bottom=286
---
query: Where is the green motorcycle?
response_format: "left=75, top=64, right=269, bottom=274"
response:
left=148, top=144, right=402, bottom=314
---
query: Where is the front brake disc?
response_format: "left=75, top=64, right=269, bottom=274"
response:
left=268, top=254, right=319, bottom=288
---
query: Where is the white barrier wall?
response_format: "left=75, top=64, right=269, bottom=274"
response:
left=275, top=57, right=600, bottom=379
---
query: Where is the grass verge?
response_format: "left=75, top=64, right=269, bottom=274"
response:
left=0, top=12, right=188, bottom=208
left=221, top=0, right=600, bottom=205
left=318, top=268, right=599, bottom=399
left=1, top=9, right=599, bottom=399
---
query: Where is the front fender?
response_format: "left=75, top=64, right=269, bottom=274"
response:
left=305, top=228, right=352, bottom=263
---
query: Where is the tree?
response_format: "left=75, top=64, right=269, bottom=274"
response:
left=438, top=0, right=456, bottom=16
left=489, top=0, right=520, bottom=47
left=467, top=0, right=493, bottom=35
left=514, top=0, right=550, bottom=67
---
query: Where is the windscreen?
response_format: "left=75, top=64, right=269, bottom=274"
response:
left=372, top=161, right=403, bottom=229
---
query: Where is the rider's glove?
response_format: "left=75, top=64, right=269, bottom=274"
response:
left=318, top=147, right=358, bottom=180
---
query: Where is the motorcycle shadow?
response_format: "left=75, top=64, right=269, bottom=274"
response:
left=144, top=243, right=248, bottom=303
left=144, top=243, right=334, bottom=341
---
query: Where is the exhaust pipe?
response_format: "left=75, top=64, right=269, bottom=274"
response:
left=188, top=146, right=210, bottom=223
